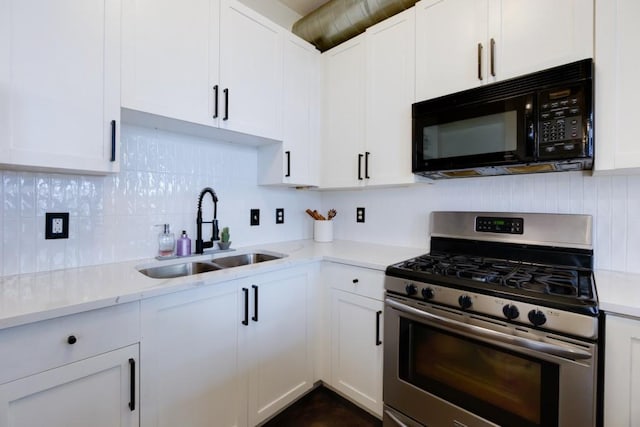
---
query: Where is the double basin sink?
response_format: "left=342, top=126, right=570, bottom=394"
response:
left=138, top=252, right=284, bottom=279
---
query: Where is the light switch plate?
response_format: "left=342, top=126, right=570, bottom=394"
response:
left=250, top=209, right=260, bottom=226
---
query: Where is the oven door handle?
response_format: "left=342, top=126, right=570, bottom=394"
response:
left=384, top=409, right=409, bottom=427
left=385, top=298, right=592, bottom=360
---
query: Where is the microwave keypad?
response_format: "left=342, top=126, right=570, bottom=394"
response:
left=539, top=91, right=584, bottom=156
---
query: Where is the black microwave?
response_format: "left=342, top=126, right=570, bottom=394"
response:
left=412, top=59, right=593, bottom=179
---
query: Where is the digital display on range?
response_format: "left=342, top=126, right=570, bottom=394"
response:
left=475, top=217, right=523, bottom=234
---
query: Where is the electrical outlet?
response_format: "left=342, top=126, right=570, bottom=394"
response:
left=250, top=209, right=260, bottom=226
left=356, top=207, right=365, bottom=223
left=45, top=212, right=69, bottom=239
left=276, top=208, right=284, bottom=224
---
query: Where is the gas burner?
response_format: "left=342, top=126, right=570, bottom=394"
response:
left=392, top=253, right=591, bottom=300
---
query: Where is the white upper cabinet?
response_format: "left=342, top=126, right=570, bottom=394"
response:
left=594, top=0, right=640, bottom=173
left=415, top=0, right=594, bottom=101
left=321, top=7, right=417, bottom=189
left=258, top=34, right=320, bottom=187
left=121, top=0, right=219, bottom=127
left=321, top=34, right=367, bottom=189
left=365, top=7, right=416, bottom=187
left=219, top=0, right=283, bottom=141
left=0, top=0, right=121, bottom=174
left=416, top=0, right=488, bottom=101
left=121, top=0, right=283, bottom=141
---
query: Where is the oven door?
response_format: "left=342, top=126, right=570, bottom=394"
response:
left=383, top=296, right=597, bottom=427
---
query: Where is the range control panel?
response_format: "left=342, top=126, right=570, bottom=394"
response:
left=475, top=216, right=523, bottom=234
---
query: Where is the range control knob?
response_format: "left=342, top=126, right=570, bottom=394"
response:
left=405, top=283, right=417, bottom=296
left=421, top=287, right=435, bottom=300
left=458, top=295, right=472, bottom=310
left=528, top=309, right=547, bottom=326
left=502, top=304, right=520, bottom=320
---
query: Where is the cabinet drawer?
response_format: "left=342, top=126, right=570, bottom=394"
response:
left=0, top=302, right=140, bottom=384
left=324, top=262, right=385, bottom=301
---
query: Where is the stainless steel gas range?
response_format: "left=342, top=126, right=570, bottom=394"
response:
left=383, top=212, right=600, bottom=427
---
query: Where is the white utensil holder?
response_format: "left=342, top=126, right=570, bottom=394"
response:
left=314, top=220, right=333, bottom=242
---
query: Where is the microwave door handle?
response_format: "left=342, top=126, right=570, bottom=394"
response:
left=385, top=298, right=592, bottom=360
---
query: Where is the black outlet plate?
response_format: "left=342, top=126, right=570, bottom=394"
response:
left=356, top=207, right=365, bottom=223
left=45, top=212, right=69, bottom=239
left=250, top=209, right=260, bottom=226
left=276, top=208, right=284, bottom=224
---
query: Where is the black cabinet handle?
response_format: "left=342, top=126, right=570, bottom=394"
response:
left=128, top=358, right=136, bottom=411
left=352, top=278, right=359, bottom=284
left=477, top=42, right=483, bottom=81
left=490, top=38, right=496, bottom=77
left=358, top=154, right=364, bottom=180
left=376, top=310, right=382, bottom=346
left=242, top=287, right=249, bottom=325
left=67, top=335, right=77, bottom=345
left=213, top=85, right=219, bottom=119
left=365, top=151, right=370, bottom=179
left=252, top=285, right=259, bottom=322
left=223, top=88, right=229, bottom=121
left=285, top=151, right=291, bottom=177
left=110, top=120, right=116, bottom=162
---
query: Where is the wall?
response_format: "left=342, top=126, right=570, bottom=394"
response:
left=321, top=171, right=640, bottom=274
left=0, top=124, right=317, bottom=277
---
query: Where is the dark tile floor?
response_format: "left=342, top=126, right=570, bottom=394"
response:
left=262, top=386, right=382, bottom=427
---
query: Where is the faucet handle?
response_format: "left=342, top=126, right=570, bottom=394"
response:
left=212, top=219, right=220, bottom=242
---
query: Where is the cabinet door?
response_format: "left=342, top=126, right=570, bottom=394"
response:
left=604, top=314, right=640, bottom=426
left=594, top=0, right=640, bottom=173
left=491, top=0, right=593, bottom=82
left=141, top=281, right=243, bottom=427
left=365, top=7, right=416, bottom=187
left=258, top=34, right=320, bottom=187
left=415, top=0, right=488, bottom=101
left=321, top=34, right=366, bottom=189
left=219, top=0, right=283, bottom=140
left=243, top=269, right=313, bottom=426
left=0, top=0, right=120, bottom=174
left=331, top=290, right=384, bottom=416
left=121, top=0, right=220, bottom=127
left=0, top=345, right=139, bottom=427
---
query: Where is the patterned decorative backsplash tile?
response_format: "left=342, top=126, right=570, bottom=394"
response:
left=0, top=124, right=317, bottom=277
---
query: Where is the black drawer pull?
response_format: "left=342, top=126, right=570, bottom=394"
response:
left=352, top=278, right=359, bottom=284
left=242, top=288, right=249, bottom=325
left=128, top=358, right=136, bottom=411
left=67, top=335, right=77, bottom=345
left=376, top=311, right=382, bottom=346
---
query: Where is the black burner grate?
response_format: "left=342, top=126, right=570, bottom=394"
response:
left=396, top=253, right=593, bottom=299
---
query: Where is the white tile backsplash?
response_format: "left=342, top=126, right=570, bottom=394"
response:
left=0, top=124, right=318, bottom=276
left=1, top=124, right=639, bottom=276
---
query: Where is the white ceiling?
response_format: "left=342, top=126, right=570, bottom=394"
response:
left=277, top=0, right=330, bottom=16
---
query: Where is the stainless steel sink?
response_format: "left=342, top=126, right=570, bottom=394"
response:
left=211, top=252, right=283, bottom=268
left=138, top=252, right=285, bottom=279
left=138, top=261, right=222, bottom=279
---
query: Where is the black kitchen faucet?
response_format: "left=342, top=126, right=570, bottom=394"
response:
left=195, top=187, right=220, bottom=254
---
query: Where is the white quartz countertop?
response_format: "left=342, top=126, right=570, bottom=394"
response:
left=0, top=239, right=426, bottom=330
left=596, top=269, right=640, bottom=318
left=1, top=239, right=639, bottom=330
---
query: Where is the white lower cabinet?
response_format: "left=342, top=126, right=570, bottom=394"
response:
left=140, top=280, right=243, bottom=427
left=140, top=266, right=314, bottom=427
left=0, top=345, right=139, bottom=427
left=241, top=268, right=314, bottom=426
left=604, top=313, right=640, bottom=426
left=326, top=262, right=385, bottom=417
left=0, top=303, right=141, bottom=427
